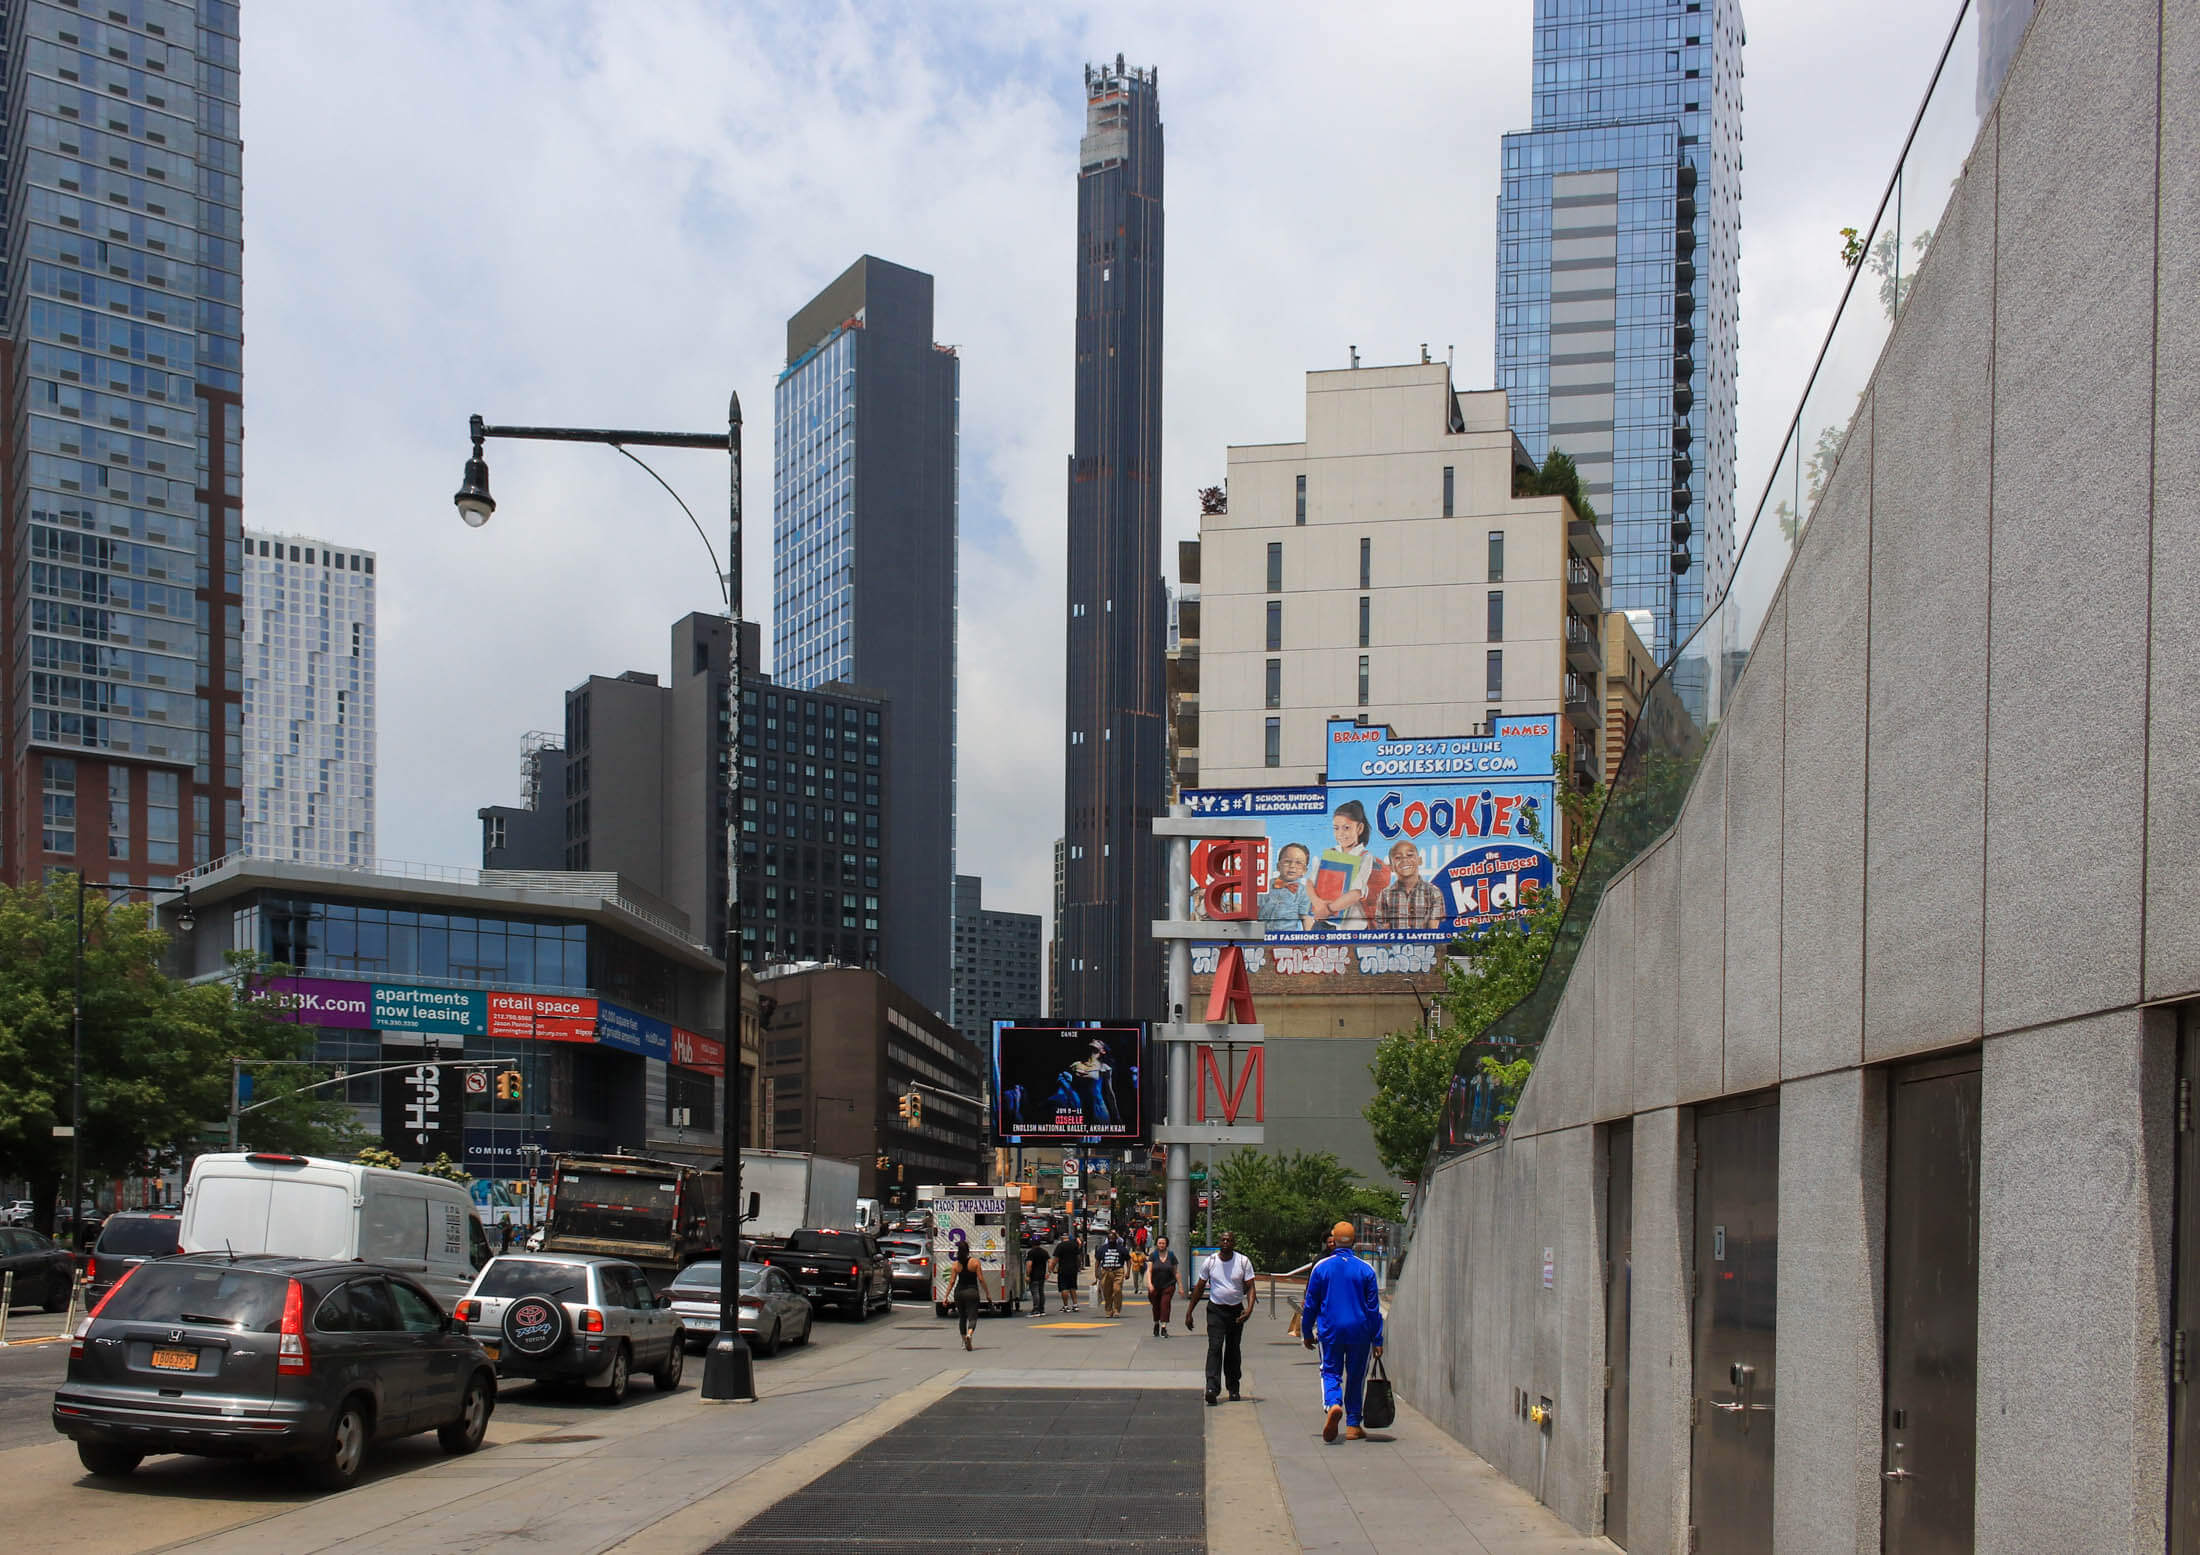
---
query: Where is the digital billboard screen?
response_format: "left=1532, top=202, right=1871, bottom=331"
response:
left=992, top=1021, right=1147, bottom=1143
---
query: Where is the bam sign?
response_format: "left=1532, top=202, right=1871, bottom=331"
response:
left=1155, top=809, right=1266, bottom=1149
left=1196, top=1044, right=1263, bottom=1125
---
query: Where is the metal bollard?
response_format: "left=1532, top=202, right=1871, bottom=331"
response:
left=63, top=1274, right=85, bottom=1335
left=0, top=1269, right=12, bottom=1344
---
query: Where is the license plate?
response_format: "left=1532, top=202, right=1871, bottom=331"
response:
left=482, top=1343, right=500, bottom=1363
left=149, top=1347, right=197, bottom=1371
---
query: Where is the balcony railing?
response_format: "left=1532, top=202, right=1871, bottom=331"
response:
left=1426, top=0, right=1990, bottom=1177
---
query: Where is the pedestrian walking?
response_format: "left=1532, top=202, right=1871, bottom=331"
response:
left=1054, top=1228, right=1085, bottom=1313
left=1187, top=1231, right=1257, bottom=1406
left=1128, top=1242, right=1148, bottom=1295
left=1301, top=1221, right=1385, bottom=1441
left=1026, top=1238, right=1052, bottom=1316
left=953, top=1241, right=985, bottom=1351
left=1147, top=1236, right=1179, bottom=1336
left=1096, top=1230, right=1129, bottom=1316
left=498, top=1218, right=516, bottom=1254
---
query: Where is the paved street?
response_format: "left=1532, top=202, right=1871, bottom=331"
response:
left=0, top=1296, right=1606, bottom=1554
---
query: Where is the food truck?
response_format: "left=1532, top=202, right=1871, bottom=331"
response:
left=920, top=1184, right=1025, bottom=1316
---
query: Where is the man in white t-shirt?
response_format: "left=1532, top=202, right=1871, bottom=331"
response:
left=1187, top=1230, right=1257, bottom=1405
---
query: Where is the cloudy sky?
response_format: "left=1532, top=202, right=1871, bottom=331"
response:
left=242, top=0, right=1962, bottom=927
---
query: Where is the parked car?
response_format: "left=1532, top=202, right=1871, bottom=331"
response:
left=51, top=1253, right=496, bottom=1488
left=663, top=1261, right=813, bottom=1356
left=453, top=1253, right=684, bottom=1403
left=85, top=1212, right=182, bottom=1305
left=4, top=1201, right=34, bottom=1227
left=1, top=1226, right=76, bottom=1311
left=182, top=1153, right=491, bottom=1310
left=878, top=1234, right=932, bottom=1301
left=753, top=1229, right=892, bottom=1320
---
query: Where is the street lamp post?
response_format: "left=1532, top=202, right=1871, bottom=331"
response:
left=70, top=876, right=193, bottom=1248
left=454, top=399, right=754, bottom=1403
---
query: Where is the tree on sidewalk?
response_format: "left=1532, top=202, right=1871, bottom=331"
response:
left=0, top=876, right=362, bottom=1233
left=1209, top=1150, right=1402, bottom=1274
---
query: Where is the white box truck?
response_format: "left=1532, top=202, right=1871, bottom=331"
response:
left=741, top=1150, right=859, bottom=1243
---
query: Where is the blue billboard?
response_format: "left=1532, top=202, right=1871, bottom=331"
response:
left=1182, top=717, right=1560, bottom=979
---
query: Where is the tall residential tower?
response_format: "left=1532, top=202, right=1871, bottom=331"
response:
left=0, top=0, right=246, bottom=888
left=773, top=257, right=956, bottom=1013
left=1058, top=58, right=1165, bottom=1020
left=1495, top=0, right=1742, bottom=661
left=241, top=532, right=375, bottom=866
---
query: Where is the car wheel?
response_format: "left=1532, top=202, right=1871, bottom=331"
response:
left=76, top=1441, right=142, bottom=1478
left=437, top=1373, right=494, bottom=1455
left=594, top=1343, right=631, bottom=1405
left=43, top=1271, right=68, bottom=1314
left=796, top=1311, right=813, bottom=1346
left=305, top=1397, right=371, bottom=1491
left=651, top=1337, right=685, bottom=1391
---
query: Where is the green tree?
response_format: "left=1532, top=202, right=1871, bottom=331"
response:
left=1514, top=447, right=1599, bottom=526
left=0, top=876, right=361, bottom=1236
left=1362, top=780, right=1603, bottom=1180
left=1209, top=1150, right=1402, bottom=1274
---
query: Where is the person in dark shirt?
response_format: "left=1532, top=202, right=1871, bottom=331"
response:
left=1026, top=1238, right=1052, bottom=1315
left=1147, top=1235, right=1181, bottom=1337
left=1096, top=1232, right=1129, bottom=1317
left=1054, top=1232, right=1084, bottom=1313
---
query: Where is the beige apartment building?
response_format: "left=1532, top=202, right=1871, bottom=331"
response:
left=1187, top=361, right=1602, bottom=796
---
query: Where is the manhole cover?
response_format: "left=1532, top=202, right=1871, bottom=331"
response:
left=532, top=1434, right=601, bottom=1444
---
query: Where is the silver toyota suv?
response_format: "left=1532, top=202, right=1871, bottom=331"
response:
left=454, top=1253, right=684, bottom=1404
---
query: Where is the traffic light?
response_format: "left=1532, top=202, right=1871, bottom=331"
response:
left=495, top=1070, right=523, bottom=1101
left=908, top=1090, right=923, bottom=1128
left=896, top=1093, right=913, bottom=1123
left=875, top=1155, right=891, bottom=1172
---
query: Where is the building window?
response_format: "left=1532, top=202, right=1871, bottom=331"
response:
left=1358, top=596, right=1370, bottom=648
left=1295, top=474, right=1306, bottom=525
left=1488, top=590, right=1504, bottom=643
left=1443, top=465, right=1455, bottom=517
left=1264, top=718, right=1281, bottom=769
left=1486, top=650, right=1504, bottom=701
left=1266, top=542, right=1282, bottom=593
left=109, top=769, right=131, bottom=861
left=1265, top=600, right=1282, bottom=651
left=42, top=758, right=77, bottom=854
left=1265, top=658, right=1282, bottom=709
left=1488, top=530, right=1505, bottom=581
left=147, top=771, right=180, bottom=866
left=1358, top=655, right=1370, bottom=708
left=1359, top=538, right=1371, bottom=590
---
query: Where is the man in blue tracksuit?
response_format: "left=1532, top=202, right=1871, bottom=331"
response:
left=1301, top=1220, right=1385, bottom=1442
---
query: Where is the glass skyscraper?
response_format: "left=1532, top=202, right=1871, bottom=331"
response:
left=1496, top=0, right=1742, bottom=660
left=772, top=256, right=958, bottom=1014
left=1, top=0, right=245, bottom=888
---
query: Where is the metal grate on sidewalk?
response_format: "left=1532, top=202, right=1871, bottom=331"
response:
left=707, top=1387, right=1205, bottom=1555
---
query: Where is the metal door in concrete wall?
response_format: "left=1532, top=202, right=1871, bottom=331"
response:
left=2174, top=1013, right=2200, bottom=1551
left=1604, top=1118, right=1634, bottom=1547
left=1689, top=1092, right=1778, bottom=1555
left=1881, top=1051, right=1980, bottom=1554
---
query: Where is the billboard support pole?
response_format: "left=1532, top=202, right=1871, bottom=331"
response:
left=1165, top=808, right=1193, bottom=1256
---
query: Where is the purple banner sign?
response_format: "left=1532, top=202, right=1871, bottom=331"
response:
left=257, top=976, right=375, bottom=1029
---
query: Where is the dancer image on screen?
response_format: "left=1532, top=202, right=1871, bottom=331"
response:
left=1068, top=1038, right=1118, bottom=1129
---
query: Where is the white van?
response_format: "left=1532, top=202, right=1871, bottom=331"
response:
left=180, top=1152, right=491, bottom=1309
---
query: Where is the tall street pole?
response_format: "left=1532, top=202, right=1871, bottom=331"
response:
left=70, top=873, right=84, bottom=1248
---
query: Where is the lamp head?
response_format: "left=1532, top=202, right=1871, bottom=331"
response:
left=454, top=443, right=495, bottom=528
left=175, top=901, right=196, bottom=933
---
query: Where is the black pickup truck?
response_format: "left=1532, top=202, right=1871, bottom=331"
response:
left=754, top=1228, right=893, bottom=1319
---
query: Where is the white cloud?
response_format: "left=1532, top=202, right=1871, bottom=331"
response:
left=242, top=0, right=1965, bottom=930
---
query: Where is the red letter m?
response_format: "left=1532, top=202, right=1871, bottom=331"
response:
left=1196, top=1045, right=1265, bottom=1124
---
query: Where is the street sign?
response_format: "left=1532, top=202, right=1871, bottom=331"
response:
left=464, top=1070, right=490, bottom=1096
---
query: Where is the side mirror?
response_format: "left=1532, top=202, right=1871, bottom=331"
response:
left=744, top=1191, right=761, bottom=1223
left=656, top=1293, right=672, bottom=1309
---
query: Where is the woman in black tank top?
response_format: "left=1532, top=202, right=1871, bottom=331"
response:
left=954, top=1246, right=984, bottom=1349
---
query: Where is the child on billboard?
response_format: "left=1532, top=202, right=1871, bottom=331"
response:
left=1258, top=842, right=1316, bottom=930
left=1309, top=800, right=1389, bottom=931
left=1373, top=838, right=1448, bottom=930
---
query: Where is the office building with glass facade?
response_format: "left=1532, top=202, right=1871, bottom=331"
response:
left=241, top=531, right=375, bottom=867
left=948, top=873, right=1042, bottom=1051
left=773, top=256, right=957, bottom=1014
left=1495, top=0, right=1742, bottom=661
left=0, top=0, right=246, bottom=889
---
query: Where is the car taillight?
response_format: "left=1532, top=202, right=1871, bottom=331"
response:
left=919, top=1257, right=930, bottom=1267
left=850, top=1264, right=859, bottom=1279
left=455, top=1299, right=479, bottom=1323
left=278, top=1278, right=311, bottom=1375
left=581, top=1308, right=605, bottom=1334
left=85, top=1256, right=98, bottom=1286
left=70, top=1262, right=137, bottom=1359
